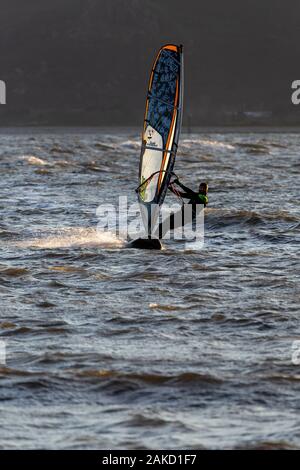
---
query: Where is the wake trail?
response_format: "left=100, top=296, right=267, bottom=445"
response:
left=13, top=227, right=124, bottom=249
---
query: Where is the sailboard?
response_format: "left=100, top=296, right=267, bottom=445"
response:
left=132, top=44, right=184, bottom=249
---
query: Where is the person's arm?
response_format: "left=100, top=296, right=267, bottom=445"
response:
left=176, top=180, right=208, bottom=205
left=168, top=184, right=177, bottom=195
left=176, top=180, right=197, bottom=198
left=168, top=184, right=190, bottom=199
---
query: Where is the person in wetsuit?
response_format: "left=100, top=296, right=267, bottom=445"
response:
left=157, top=178, right=208, bottom=238
left=170, top=179, right=208, bottom=207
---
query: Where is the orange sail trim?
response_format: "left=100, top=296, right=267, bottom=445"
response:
left=138, top=43, right=183, bottom=214
left=163, top=44, right=179, bottom=52
left=157, top=77, right=179, bottom=190
left=142, top=45, right=180, bottom=137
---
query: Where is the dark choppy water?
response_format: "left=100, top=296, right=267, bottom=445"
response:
left=0, top=128, right=299, bottom=449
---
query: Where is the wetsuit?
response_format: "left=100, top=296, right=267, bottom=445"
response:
left=157, top=180, right=208, bottom=238
left=169, top=180, right=208, bottom=207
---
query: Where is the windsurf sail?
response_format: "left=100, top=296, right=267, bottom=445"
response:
left=137, top=44, right=184, bottom=237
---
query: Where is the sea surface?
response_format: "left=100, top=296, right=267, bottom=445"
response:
left=0, top=128, right=299, bottom=449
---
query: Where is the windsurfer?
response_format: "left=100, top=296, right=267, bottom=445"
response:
left=156, top=178, right=208, bottom=238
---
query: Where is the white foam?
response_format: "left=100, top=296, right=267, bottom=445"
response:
left=22, top=155, right=49, bottom=166
left=120, top=140, right=140, bottom=150
left=182, top=139, right=235, bottom=150
left=15, top=227, right=124, bottom=249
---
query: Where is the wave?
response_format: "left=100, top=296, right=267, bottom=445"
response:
left=0, top=230, right=19, bottom=240
left=80, top=161, right=110, bottom=172
left=235, top=440, right=297, bottom=450
left=94, top=142, right=115, bottom=151
left=0, top=266, right=29, bottom=277
left=50, top=146, right=74, bottom=154
left=22, top=155, right=49, bottom=166
left=234, top=142, right=270, bottom=154
left=120, top=140, right=140, bottom=150
left=206, top=208, right=300, bottom=231
left=0, top=366, right=35, bottom=377
left=75, top=369, right=223, bottom=386
left=181, top=139, right=235, bottom=150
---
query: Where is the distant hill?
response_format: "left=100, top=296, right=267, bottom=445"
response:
left=0, top=0, right=300, bottom=126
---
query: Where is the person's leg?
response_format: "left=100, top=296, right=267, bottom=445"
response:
left=191, top=204, right=204, bottom=232
left=155, top=204, right=203, bottom=239
left=156, top=208, right=184, bottom=239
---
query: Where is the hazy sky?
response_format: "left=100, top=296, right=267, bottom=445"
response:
left=0, top=0, right=300, bottom=125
